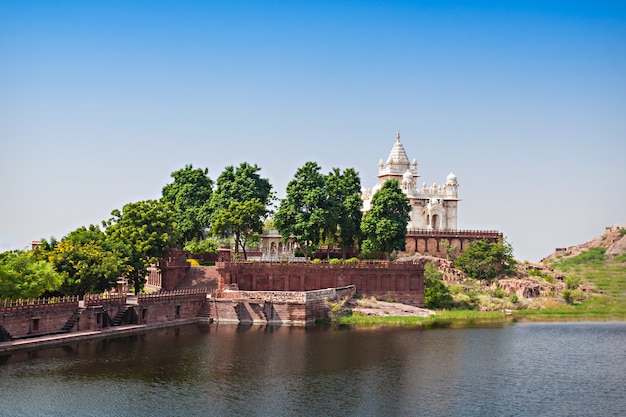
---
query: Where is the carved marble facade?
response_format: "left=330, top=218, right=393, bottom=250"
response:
left=361, top=132, right=459, bottom=230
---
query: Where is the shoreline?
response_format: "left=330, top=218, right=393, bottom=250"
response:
left=0, top=318, right=210, bottom=355
left=3, top=309, right=625, bottom=355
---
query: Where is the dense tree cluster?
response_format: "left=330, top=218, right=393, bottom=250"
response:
left=274, top=162, right=368, bottom=260
left=0, top=159, right=453, bottom=298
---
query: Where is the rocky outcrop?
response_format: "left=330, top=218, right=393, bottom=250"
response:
left=497, top=279, right=563, bottom=298
left=542, top=224, right=626, bottom=262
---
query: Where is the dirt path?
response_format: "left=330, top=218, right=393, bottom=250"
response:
left=345, top=298, right=435, bottom=317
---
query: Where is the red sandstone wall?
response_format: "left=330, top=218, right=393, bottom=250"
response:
left=217, top=263, right=424, bottom=306
left=0, top=305, right=78, bottom=339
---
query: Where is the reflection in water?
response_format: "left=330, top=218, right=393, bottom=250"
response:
left=1, top=322, right=625, bottom=417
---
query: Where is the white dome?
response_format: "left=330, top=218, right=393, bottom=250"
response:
left=446, top=171, right=458, bottom=184
left=402, top=169, right=413, bottom=183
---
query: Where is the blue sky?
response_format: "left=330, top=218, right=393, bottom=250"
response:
left=1, top=0, right=625, bottom=262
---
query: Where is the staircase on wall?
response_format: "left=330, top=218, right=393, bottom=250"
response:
left=61, top=307, right=86, bottom=333
left=112, top=306, right=137, bottom=326
left=0, top=324, right=13, bottom=342
left=235, top=300, right=268, bottom=324
left=196, top=301, right=212, bottom=320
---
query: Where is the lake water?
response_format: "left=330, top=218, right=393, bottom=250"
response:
left=1, top=321, right=625, bottom=417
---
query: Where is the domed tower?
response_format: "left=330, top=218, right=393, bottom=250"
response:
left=445, top=171, right=459, bottom=197
left=401, top=169, right=417, bottom=196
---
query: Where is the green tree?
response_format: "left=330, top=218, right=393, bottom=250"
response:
left=211, top=199, right=266, bottom=259
left=0, top=250, right=64, bottom=299
left=161, top=164, right=213, bottom=244
left=209, top=162, right=273, bottom=257
left=104, top=200, right=177, bottom=294
left=210, top=162, right=273, bottom=213
left=454, top=239, right=516, bottom=281
left=424, top=262, right=453, bottom=309
left=184, top=237, right=220, bottom=255
left=274, top=161, right=329, bottom=260
left=360, top=180, right=411, bottom=259
left=325, top=167, right=362, bottom=259
left=38, top=225, right=128, bottom=296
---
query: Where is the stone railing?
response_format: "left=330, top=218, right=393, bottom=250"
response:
left=138, top=288, right=208, bottom=303
left=216, top=260, right=420, bottom=269
left=0, top=296, right=79, bottom=313
left=406, top=229, right=502, bottom=237
left=84, top=293, right=128, bottom=306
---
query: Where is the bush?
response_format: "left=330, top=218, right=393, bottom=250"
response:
left=493, top=288, right=506, bottom=298
left=454, top=239, right=516, bottom=281
left=345, top=257, right=360, bottom=264
left=510, top=294, right=519, bottom=303
left=562, top=289, right=585, bottom=304
left=311, top=258, right=322, bottom=264
left=424, top=263, right=453, bottom=309
left=565, top=276, right=580, bottom=290
left=186, top=259, right=200, bottom=266
left=329, top=258, right=342, bottom=265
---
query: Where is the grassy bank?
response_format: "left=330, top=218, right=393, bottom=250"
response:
left=336, top=310, right=511, bottom=328
left=334, top=250, right=626, bottom=328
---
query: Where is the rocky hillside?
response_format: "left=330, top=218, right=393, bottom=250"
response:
left=541, top=224, right=626, bottom=262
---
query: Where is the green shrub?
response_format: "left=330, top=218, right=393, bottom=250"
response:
left=329, top=258, right=342, bottom=265
left=311, top=258, right=322, bottom=264
left=565, top=276, right=580, bottom=290
left=619, top=228, right=626, bottom=237
left=543, top=275, right=555, bottom=284
left=345, top=257, right=360, bottom=264
left=562, top=289, right=584, bottom=304
left=510, top=294, right=519, bottom=303
left=424, top=263, right=453, bottom=309
left=453, top=239, right=516, bottom=281
left=493, top=288, right=506, bottom=298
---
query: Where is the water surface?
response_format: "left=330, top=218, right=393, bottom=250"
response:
left=1, top=322, right=624, bottom=416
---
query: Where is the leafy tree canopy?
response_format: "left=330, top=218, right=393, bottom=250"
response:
left=0, top=250, right=64, bottom=299
left=161, top=164, right=213, bottom=244
left=274, top=161, right=329, bottom=259
left=36, top=225, right=128, bottom=296
left=184, top=237, right=220, bottom=255
left=212, top=198, right=266, bottom=259
left=454, top=238, right=516, bottom=281
left=210, top=162, right=273, bottom=212
left=209, top=162, right=273, bottom=258
left=360, top=180, right=411, bottom=259
left=104, top=200, right=177, bottom=294
left=325, top=167, right=362, bottom=258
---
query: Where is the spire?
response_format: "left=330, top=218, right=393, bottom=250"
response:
left=385, top=131, right=411, bottom=168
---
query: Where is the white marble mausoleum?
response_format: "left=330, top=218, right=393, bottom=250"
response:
left=361, top=132, right=460, bottom=231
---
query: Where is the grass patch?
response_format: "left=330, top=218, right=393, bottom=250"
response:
left=336, top=310, right=508, bottom=329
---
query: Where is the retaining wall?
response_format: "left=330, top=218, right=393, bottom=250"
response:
left=217, top=262, right=424, bottom=306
